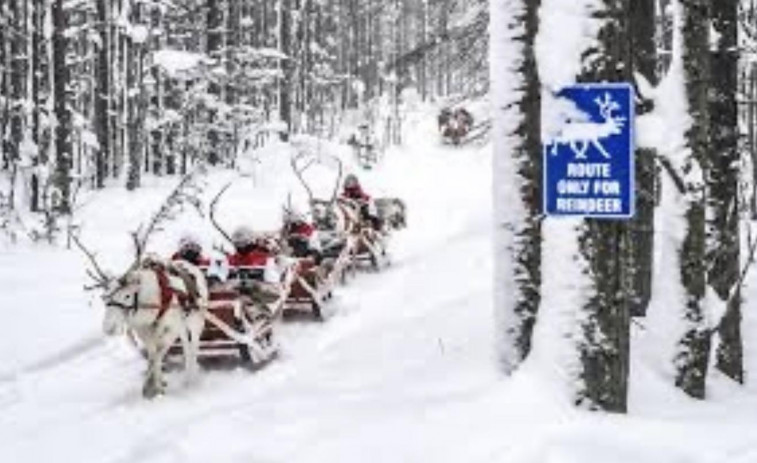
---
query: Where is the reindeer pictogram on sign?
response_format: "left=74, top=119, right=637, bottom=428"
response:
left=549, top=92, right=626, bottom=160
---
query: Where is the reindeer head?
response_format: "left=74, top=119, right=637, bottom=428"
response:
left=73, top=233, right=144, bottom=335
left=310, top=199, right=339, bottom=230
left=101, top=273, right=142, bottom=335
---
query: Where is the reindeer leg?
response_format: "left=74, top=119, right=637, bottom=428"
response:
left=142, top=334, right=161, bottom=399
left=184, top=312, right=204, bottom=386
left=177, top=315, right=194, bottom=387
left=571, top=141, right=589, bottom=159
left=150, top=321, right=181, bottom=396
left=593, top=140, right=613, bottom=159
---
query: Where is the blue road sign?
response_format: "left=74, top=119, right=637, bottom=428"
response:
left=543, top=83, right=634, bottom=219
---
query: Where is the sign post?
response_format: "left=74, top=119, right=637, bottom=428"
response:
left=544, top=83, right=634, bottom=219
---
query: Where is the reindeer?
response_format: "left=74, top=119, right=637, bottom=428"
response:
left=292, top=153, right=391, bottom=270
left=76, top=234, right=209, bottom=398
left=374, top=197, right=407, bottom=230
left=75, top=173, right=209, bottom=399
left=550, top=92, right=626, bottom=159
left=290, top=151, right=360, bottom=237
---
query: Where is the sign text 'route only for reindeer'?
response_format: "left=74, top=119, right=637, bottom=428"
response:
left=543, top=83, right=634, bottom=219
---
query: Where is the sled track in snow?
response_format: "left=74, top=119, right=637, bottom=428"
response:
left=0, top=335, right=105, bottom=383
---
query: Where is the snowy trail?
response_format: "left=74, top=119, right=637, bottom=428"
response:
left=1, top=137, right=502, bottom=463
left=3, top=122, right=757, bottom=462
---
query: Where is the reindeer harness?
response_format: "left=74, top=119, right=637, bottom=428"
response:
left=108, top=264, right=194, bottom=325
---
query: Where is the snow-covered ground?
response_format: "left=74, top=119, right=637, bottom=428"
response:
left=2, top=110, right=757, bottom=463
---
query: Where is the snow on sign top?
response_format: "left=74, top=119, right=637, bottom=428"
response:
left=543, top=83, right=635, bottom=219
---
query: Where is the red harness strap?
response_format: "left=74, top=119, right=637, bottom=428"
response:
left=154, top=268, right=174, bottom=319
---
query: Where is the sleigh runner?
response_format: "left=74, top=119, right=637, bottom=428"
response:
left=284, top=232, right=357, bottom=319
left=190, top=285, right=277, bottom=365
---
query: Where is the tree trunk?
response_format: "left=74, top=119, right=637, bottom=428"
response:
left=95, top=0, right=111, bottom=189
left=30, top=0, right=47, bottom=212
left=709, top=0, right=742, bottom=384
left=574, top=0, right=631, bottom=412
left=53, top=0, right=71, bottom=213
left=493, top=0, right=542, bottom=374
left=676, top=0, right=711, bottom=399
left=279, top=0, right=293, bottom=140
left=207, top=0, right=224, bottom=159
left=628, top=0, right=657, bottom=317
left=10, top=0, right=25, bottom=181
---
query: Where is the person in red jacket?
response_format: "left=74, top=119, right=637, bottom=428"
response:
left=282, top=208, right=322, bottom=261
left=229, top=226, right=269, bottom=265
left=228, top=226, right=281, bottom=282
left=342, top=174, right=382, bottom=231
left=172, top=233, right=210, bottom=268
left=227, top=226, right=285, bottom=308
left=342, top=173, right=371, bottom=203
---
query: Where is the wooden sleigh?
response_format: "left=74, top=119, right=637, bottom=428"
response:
left=166, top=264, right=295, bottom=368
left=284, top=232, right=357, bottom=320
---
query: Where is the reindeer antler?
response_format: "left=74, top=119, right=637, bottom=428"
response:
left=127, top=166, right=206, bottom=272
left=595, top=92, right=621, bottom=120
left=72, top=232, right=112, bottom=290
left=329, top=156, right=344, bottom=207
left=282, top=192, right=294, bottom=221
left=210, top=182, right=235, bottom=245
left=291, top=152, right=316, bottom=204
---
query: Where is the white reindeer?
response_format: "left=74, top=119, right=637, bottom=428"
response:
left=550, top=92, right=626, bottom=159
left=100, top=258, right=209, bottom=398
left=74, top=170, right=211, bottom=398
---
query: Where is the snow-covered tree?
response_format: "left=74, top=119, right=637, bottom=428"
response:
left=492, top=0, right=542, bottom=374
left=646, top=0, right=711, bottom=400
left=709, top=0, right=742, bottom=384
left=673, top=0, right=710, bottom=399
left=534, top=0, right=631, bottom=412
